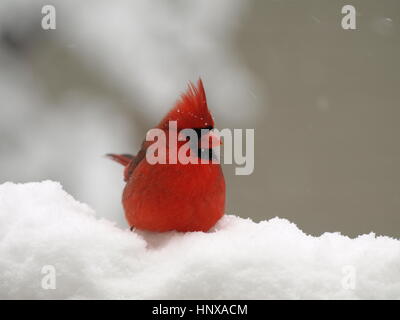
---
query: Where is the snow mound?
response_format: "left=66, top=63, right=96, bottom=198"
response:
left=0, top=181, right=399, bottom=299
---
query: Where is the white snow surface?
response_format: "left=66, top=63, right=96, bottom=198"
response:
left=0, top=181, right=399, bottom=300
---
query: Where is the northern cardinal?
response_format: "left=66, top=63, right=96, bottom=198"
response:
left=108, top=79, right=225, bottom=232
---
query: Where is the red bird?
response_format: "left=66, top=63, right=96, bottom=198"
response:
left=108, top=79, right=225, bottom=232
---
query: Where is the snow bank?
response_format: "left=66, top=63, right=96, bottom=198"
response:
left=0, top=181, right=399, bottom=299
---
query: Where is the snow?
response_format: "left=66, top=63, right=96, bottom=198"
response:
left=0, top=0, right=263, bottom=229
left=1, top=181, right=399, bottom=299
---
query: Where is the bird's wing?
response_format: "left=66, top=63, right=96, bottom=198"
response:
left=107, top=139, right=150, bottom=182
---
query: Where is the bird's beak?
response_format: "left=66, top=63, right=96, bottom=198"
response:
left=200, top=129, right=222, bottom=149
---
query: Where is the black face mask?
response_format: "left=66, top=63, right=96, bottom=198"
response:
left=191, top=126, right=218, bottom=162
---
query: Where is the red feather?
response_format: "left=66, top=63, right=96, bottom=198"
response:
left=158, top=79, right=214, bottom=130
left=108, top=79, right=225, bottom=232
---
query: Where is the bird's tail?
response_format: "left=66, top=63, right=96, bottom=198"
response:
left=106, top=154, right=134, bottom=166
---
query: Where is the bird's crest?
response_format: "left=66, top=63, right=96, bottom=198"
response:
left=158, top=79, right=214, bottom=130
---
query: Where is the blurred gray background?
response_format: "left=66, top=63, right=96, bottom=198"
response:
left=0, top=0, right=399, bottom=237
